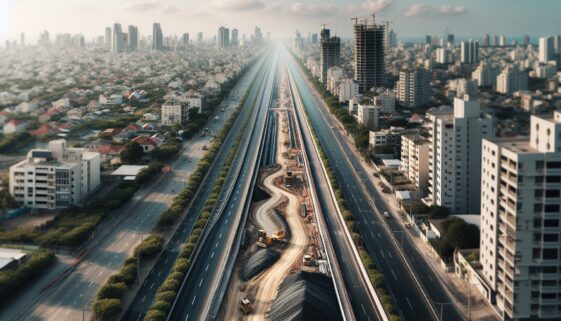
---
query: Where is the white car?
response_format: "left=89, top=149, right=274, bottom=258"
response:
left=383, top=211, right=390, bottom=218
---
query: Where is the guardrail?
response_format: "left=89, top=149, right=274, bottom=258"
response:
left=206, top=54, right=279, bottom=320
left=286, top=56, right=390, bottom=321
left=165, top=57, right=272, bottom=321
left=285, top=66, right=355, bottom=321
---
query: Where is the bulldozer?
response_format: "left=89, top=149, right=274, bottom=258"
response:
left=239, top=298, right=253, bottom=314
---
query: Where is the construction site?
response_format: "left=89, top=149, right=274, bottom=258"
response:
left=217, top=65, right=342, bottom=321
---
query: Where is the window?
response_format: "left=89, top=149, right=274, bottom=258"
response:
left=544, top=219, right=559, bottom=228
left=536, top=176, right=544, bottom=184
left=535, top=189, right=543, bottom=198
left=545, top=190, right=560, bottom=198
left=547, top=161, right=561, bottom=169
left=536, top=161, right=544, bottom=170
left=546, top=176, right=561, bottom=183
left=545, top=204, right=560, bottom=213
left=544, top=234, right=559, bottom=242
left=543, top=249, right=558, bottom=260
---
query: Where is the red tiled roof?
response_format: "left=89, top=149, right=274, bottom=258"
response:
left=30, top=124, right=59, bottom=136
left=132, top=136, right=157, bottom=146
left=97, top=144, right=123, bottom=155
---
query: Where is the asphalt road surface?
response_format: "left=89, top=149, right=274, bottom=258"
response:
left=286, top=48, right=464, bottom=321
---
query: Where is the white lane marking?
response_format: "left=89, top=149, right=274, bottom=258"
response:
left=377, top=233, right=382, bottom=239
left=391, top=269, right=397, bottom=280
left=406, top=296, right=413, bottom=309
left=215, top=242, right=219, bottom=248
left=380, top=250, right=385, bottom=258
left=98, top=271, right=103, bottom=276
left=205, top=264, right=209, bottom=271
left=387, top=251, right=392, bottom=258
left=192, top=296, right=197, bottom=305
left=150, top=283, right=154, bottom=289
left=211, top=252, right=215, bottom=258
left=219, top=233, right=222, bottom=239
left=199, top=279, right=203, bottom=287
left=185, top=314, right=190, bottom=321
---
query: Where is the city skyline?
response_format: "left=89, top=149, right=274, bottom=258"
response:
left=1, top=0, right=561, bottom=44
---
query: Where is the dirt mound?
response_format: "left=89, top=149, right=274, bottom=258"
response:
left=240, top=249, right=281, bottom=281
left=269, top=271, right=343, bottom=321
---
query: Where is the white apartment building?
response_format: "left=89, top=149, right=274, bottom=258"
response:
left=373, top=89, right=396, bottom=113
left=448, top=78, right=479, bottom=98
left=436, top=48, right=452, bottom=64
left=400, top=134, right=430, bottom=191
left=338, top=79, right=359, bottom=103
left=539, top=36, right=554, bottom=63
left=472, top=62, right=500, bottom=88
left=370, top=127, right=406, bottom=157
left=9, top=140, right=100, bottom=209
left=357, top=101, right=379, bottom=130
left=480, top=111, right=561, bottom=320
left=161, top=103, right=189, bottom=126
left=395, top=68, right=430, bottom=108
left=327, top=66, right=344, bottom=93
left=497, top=66, right=528, bottom=95
left=425, top=95, right=493, bottom=214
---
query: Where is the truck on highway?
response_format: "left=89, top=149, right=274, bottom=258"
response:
left=214, top=116, right=219, bottom=122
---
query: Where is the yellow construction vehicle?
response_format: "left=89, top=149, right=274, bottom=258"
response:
left=256, top=229, right=272, bottom=248
left=239, top=298, right=253, bottom=314
left=271, top=230, right=286, bottom=242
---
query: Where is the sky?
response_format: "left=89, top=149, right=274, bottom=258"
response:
left=1, top=0, right=560, bottom=44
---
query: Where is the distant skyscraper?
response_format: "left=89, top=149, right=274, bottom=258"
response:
left=483, top=34, right=490, bottom=47
left=311, top=33, right=318, bottom=44
left=425, top=35, right=432, bottom=45
left=20, top=33, right=25, bottom=47
left=389, top=29, right=397, bottom=48
left=254, top=26, right=263, bottom=42
left=39, top=30, right=50, bottom=47
left=231, top=29, right=239, bottom=47
left=152, top=23, right=164, bottom=50
left=105, top=27, right=112, bottom=50
left=539, top=36, right=554, bottom=63
left=112, top=23, right=124, bottom=53
left=197, top=32, right=203, bottom=44
left=218, top=26, right=230, bottom=49
left=128, top=25, right=138, bottom=51
left=499, top=35, right=506, bottom=47
left=555, top=35, right=561, bottom=55
left=460, top=40, right=479, bottom=64
left=182, top=33, right=190, bottom=48
left=497, top=65, right=528, bottom=94
left=353, top=16, right=385, bottom=93
left=319, top=28, right=341, bottom=84
left=446, top=33, right=455, bottom=45
left=522, top=34, right=530, bottom=46
left=492, top=35, right=499, bottom=47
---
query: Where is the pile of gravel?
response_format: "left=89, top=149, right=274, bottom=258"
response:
left=240, top=249, right=281, bottom=281
left=269, top=271, right=343, bottom=321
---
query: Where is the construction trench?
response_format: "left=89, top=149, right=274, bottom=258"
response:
left=217, top=65, right=342, bottom=321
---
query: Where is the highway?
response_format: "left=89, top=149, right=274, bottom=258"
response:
left=284, top=49, right=382, bottom=321
left=0, top=52, right=265, bottom=321
left=286, top=48, right=464, bottom=321
left=166, top=47, right=278, bottom=321
left=121, top=51, right=271, bottom=321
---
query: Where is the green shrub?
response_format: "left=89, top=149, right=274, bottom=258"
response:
left=92, top=298, right=121, bottom=321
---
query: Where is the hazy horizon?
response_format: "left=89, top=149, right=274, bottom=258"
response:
left=1, top=0, right=560, bottom=45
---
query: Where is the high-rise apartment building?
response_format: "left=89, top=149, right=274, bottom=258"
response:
left=231, top=29, right=239, bottom=47
left=436, top=48, right=452, bottom=64
left=461, top=40, right=479, bottom=64
left=480, top=111, right=561, bottom=320
left=400, top=134, right=430, bottom=191
left=539, top=36, right=554, bottom=63
left=105, top=27, right=112, bottom=50
left=395, top=68, right=430, bottom=108
left=424, top=95, right=493, bottom=214
left=353, top=16, right=385, bottom=93
left=112, top=23, right=124, bottom=53
left=182, top=33, right=190, bottom=48
left=356, top=99, right=379, bottom=130
left=499, top=35, right=506, bottom=47
left=197, top=32, right=203, bottom=44
left=472, top=61, right=500, bottom=88
left=554, top=35, right=561, bottom=55
left=319, top=28, right=341, bottom=84
left=483, top=34, right=490, bottom=47
left=128, top=25, right=138, bottom=51
left=497, top=66, right=528, bottom=95
left=9, top=140, right=100, bottom=209
left=522, top=34, right=530, bottom=46
left=152, top=23, right=164, bottom=50
left=218, top=26, right=230, bottom=48
left=254, top=26, right=263, bottom=42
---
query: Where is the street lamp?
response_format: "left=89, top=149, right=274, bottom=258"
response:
left=434, top=302, right=452, bottom=321
left=131, top=231, right=145, bottom=284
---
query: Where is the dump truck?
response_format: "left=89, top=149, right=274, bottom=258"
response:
left=271, top=230, right=286, bottom=242
left=239, top=298, right=253, bottom=314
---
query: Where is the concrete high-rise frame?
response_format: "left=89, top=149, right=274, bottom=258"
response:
left=320, top=28, right=341, bottom=84
left=353, top=15, right=385, bottom=93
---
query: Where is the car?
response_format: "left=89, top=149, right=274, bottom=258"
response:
left=383, top=211, right=391, bottom=219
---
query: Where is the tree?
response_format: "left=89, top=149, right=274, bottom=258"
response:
left=445, top=221, right=480, bottom=249
left=429, top=205, right=450, bottom=219
left=92, top=298, right=121, bottom=321
left=120, top=141, right=144, bottom=164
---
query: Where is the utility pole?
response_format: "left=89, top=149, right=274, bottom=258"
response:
left=136, top=232, right=144, bottom=284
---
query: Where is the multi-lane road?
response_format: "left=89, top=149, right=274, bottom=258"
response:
left=121, top=51, right=272, bottom=321
left=166, top=48, right=279, bottom=321
left=285, top=48, right=464, bottom=321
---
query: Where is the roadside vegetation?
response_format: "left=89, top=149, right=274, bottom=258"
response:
left=0, top=250, right=56, bottom=307
left=0, top=132, right=36, bottom=154
left=92, top=64, right=258, bottom=320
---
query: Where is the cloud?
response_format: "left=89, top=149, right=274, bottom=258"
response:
left=123, top=0, right=159, bottom=12
left=290, top=2, right=337, bottom=17
left=438, top=5, right=468, bottom=16
left=211, top=0, right=265, bottom=11
left=404, top=4, right=468, bottom=17
left=361, top=0, right=395, bottom=13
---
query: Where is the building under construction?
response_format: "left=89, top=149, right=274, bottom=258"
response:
left=319, top=28, right=341, bottom=84
left=353, top=15, right=385, bottom=93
